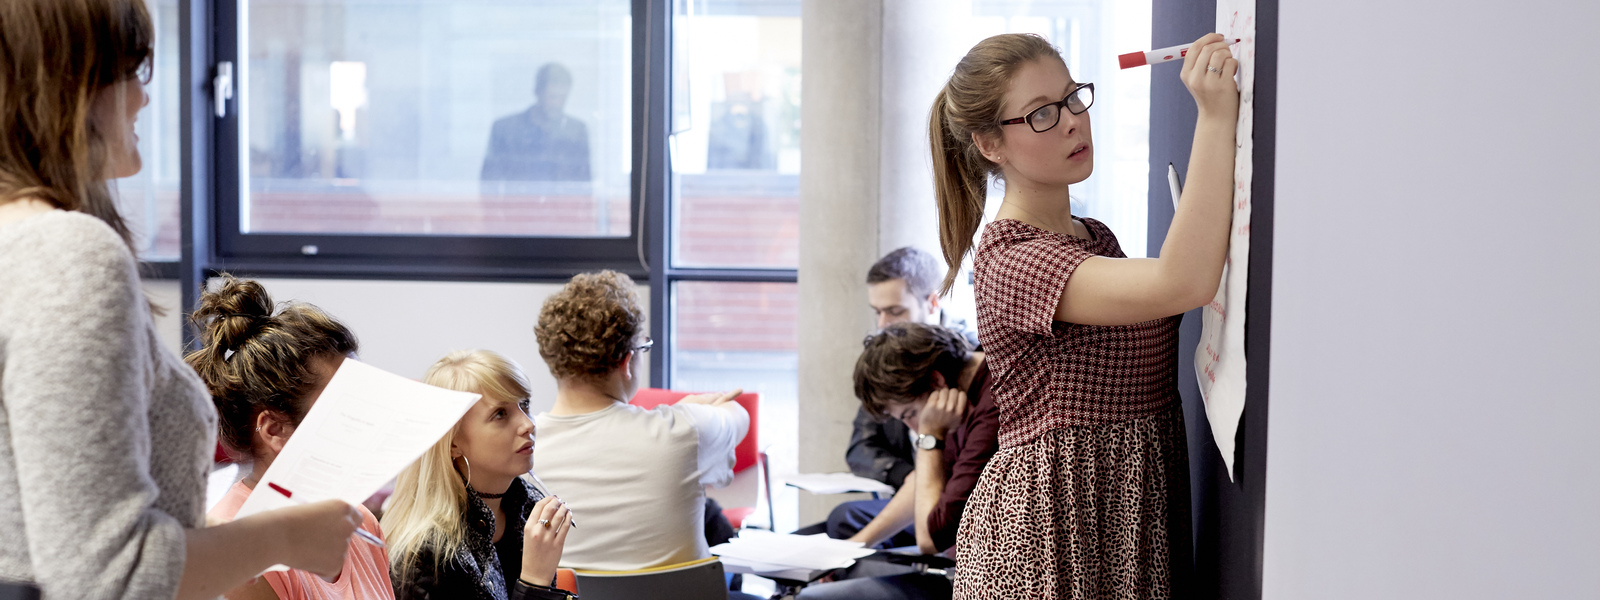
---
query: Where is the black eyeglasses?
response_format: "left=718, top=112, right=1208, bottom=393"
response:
left=999, top=83, right=1095, bottom=133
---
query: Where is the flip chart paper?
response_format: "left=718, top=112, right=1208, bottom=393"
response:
left=1195, top=0, right=1256, bottom=480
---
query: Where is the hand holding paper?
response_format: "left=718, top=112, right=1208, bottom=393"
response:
left=234, top=359, right=481, bottom=570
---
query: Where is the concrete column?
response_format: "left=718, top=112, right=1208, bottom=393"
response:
left=877, top=0, right=973, bottom=258
left=797, top=0, right=973, bottom=525
left=798, top=0, right=883, bottom=525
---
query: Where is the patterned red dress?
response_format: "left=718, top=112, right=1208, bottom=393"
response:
left=953, top=218, right=1190, bottom=600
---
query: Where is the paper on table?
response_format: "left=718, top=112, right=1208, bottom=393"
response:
left=1195, top=0, right=1257, bottom=480
left=710, top=530, right=874, bottom=572
left=234, top=358, right=480, bottom=570
left=781, top=472, right=895, bottom=496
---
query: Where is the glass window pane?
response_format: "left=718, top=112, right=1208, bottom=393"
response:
left=670, top=281, right=797, bottom=531
left=242, top=0, right=632, bottom=237
left=114, top=0, right=182, bottom=261
left=669, top=1, right=800, bottom=268
left=943, top=2, right=1152, bottom=321
left=965, top=3, right=1150, bottom=257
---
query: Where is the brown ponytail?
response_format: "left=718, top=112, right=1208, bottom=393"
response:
left=185, top=275, right=359, bottom=459
left=929, top=33, right=1063, bottom=295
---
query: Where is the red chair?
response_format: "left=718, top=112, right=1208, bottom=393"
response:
left=630, top=388, right=773, bottom=530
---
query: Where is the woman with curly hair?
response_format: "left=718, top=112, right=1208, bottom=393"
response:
left=530, top=270, right=749, bottom=573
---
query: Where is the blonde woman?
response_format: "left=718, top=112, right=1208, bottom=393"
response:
left=383, top=350, right=574, bottom=600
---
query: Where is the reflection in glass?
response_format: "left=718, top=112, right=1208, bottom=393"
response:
left=243, top=0, right=631, bottom=237
left=114, top=0, right=180, bottom=260
left=670, top=1, right=801, bottom=268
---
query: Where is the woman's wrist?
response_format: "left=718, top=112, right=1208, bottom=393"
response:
left=520, top=559, right=554, bottom=587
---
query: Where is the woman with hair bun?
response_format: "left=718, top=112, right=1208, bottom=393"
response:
left=187, top=275, right=396, bottom=600
left=0, top=1, right=361, bottom=597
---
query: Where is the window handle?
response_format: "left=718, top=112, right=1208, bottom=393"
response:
left=213, top=61, right=234, bottom=118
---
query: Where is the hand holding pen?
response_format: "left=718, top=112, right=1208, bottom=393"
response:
left=525, top=471, right=576, bottom=528
left=268, top=482, right=387, bottom=548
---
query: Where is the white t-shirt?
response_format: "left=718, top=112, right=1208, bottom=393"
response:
left=532, top=401, right=749, bottom=571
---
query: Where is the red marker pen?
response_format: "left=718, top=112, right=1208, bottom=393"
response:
left=1119, top=39, right=1242, bottom=69
left=267, top=482, right=387, bottom=549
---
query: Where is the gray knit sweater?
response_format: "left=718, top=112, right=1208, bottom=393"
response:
left=0, top=211, right=216, bottom=599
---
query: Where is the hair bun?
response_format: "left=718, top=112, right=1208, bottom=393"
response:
left=192, top=274, right=275, bottom=353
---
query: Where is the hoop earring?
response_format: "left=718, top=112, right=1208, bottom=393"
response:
left=458, top=455, right=472, bottom=488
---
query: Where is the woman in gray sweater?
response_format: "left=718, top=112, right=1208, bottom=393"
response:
left=0, top=1, right=362, bottom=598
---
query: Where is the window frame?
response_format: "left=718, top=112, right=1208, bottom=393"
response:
left=177, top=0, right=798, bottom=387
left=198, top=0, right=653, bottom=282
left=647, top=2, right=798, bottom=389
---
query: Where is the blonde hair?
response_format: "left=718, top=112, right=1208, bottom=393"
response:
left=929, top=33, right=1062, bottom=295
left=382, top=349, right=533, bottom=588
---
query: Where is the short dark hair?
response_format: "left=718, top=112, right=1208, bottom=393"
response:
left=866, top=246, right=943, bottom=300
left=535, top=62, right=573, bottom=94
left=854, top=322, right=971, bottom=420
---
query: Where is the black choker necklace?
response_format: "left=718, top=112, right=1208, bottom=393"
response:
left=473, top=489, right=505, bottom=499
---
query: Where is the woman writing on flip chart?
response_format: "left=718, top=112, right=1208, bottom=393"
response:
left=928, top=32, right=1239, bottom=598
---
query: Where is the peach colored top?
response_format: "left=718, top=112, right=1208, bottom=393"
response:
left=209, top=481, right=395, bottom=600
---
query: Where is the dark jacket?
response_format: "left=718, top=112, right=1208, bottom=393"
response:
left=393, top=477, right=572, bottom=600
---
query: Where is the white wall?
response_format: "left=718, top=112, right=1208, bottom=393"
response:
left=1266, top=1, right=1600, bottom=597
left=151, top=278, right=648, bottom=416
left=145, top=279, right=185, bottom=357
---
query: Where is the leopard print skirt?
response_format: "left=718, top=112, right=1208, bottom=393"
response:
left=953, top=407, right=1191, bottom=600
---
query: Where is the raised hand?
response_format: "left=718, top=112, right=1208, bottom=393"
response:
left=1179, top=33, right=1241, bottom=120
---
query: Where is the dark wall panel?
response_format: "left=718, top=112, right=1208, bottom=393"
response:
left=1146, top=0, right=1276, bottom=598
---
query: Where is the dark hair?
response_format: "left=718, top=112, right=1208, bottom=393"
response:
left=854, top=322, right=971, bottom=420
left=534, top=270, right=645, bottom=382
left=535, top=62, right=573, bottom=94
left=866, top=246, right=943, bottom=301
left=185, top=275, right=359, bottom=459
left=0, top=0, right=155, bottom=250
left=930, top=34, right=1062, bottom=295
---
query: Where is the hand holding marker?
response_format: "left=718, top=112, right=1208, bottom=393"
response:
left=268, top=482, right=387, bottom=548
left=1119, top=38, right=1242, bottom=69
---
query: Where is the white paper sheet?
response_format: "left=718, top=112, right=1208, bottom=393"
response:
left=710, top=530, right=875, bottom=573
left=1195, top=0, right=1257, bottom=480
left=233, top=358, right=481, bottom=569
left=780, top=472, right=895, bottom=496
left=205, top=462, right=241, bottom=513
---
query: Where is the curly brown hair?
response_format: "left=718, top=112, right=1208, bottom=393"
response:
left=185, top=275, right=358, bottom=459
left=854, top=322, right=971, bottom=420
left=534, top=270, right=645, bottom=382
